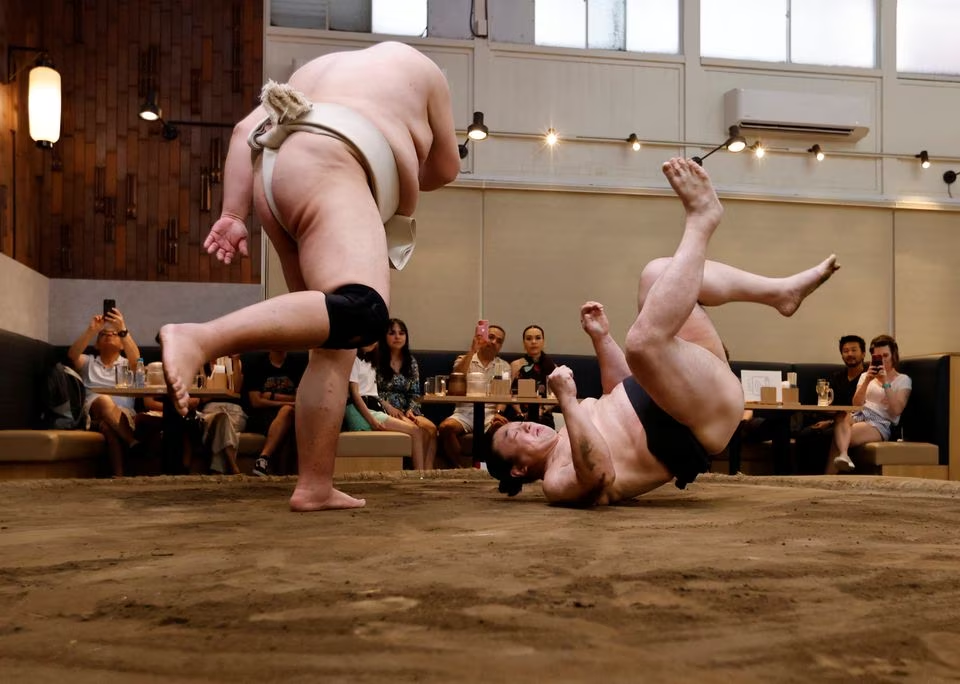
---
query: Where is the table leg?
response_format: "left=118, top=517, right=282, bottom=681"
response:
left=160, top=398, right=187, bottom=475
left=728, top=425, right=742, bottom=475
left=472, top=401, right=484, bottom=466
left=772, top=415, right=792, bottom=475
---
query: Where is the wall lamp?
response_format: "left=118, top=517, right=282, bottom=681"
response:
left=692, top=125, right=746, bottom=166
left=749, top=141, right=766, bottom=159
left=459, top=111, right=490, bottom=159
left=944, top=170, right=957, bottom=198
left=6, top=45, right=61, bottom=149
left=809, top=144, right=825, bottom=161
left=138, top=92, right=233, bottom=141
left=917, top=150, right=931, bottom=169
left=467, top=111, right=488, bottom=141
left=627, top=133, right=641, bottom=151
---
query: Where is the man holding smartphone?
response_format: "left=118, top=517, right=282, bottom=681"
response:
left=437, top=323, right=510, bottom=468
left=67, top=304, right=146, bottom=476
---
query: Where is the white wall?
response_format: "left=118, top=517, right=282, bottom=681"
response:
left=47, top=280, right=262, bottom=346
left=0, top=252, right=49, bottom=341
left=263, top=12, right=960, bottom=206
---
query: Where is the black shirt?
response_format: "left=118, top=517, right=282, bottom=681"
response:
left=829, top=364, right=867, bottom=406
left=243, top=353, right=306, bottom=409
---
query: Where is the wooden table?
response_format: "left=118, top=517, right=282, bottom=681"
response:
left=96, top=386, right=239, bottom=473
left=732, top=402, right=859, bottom=475
left=421, top=394, right=559, bottom=442
left=96, top=386, right=239, bottom=400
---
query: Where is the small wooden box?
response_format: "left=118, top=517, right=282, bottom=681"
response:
left=488, top=378, right=511, bottom=396
left=781, top=387, right=799, bottom=405
left=759, top=386, right=779, bottom=404
left=207, top=371, right=228, bottom=390
left=516, top=378, right=537, bottom=398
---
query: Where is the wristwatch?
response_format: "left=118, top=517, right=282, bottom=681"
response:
left=117, top=329, right=129, bottom=338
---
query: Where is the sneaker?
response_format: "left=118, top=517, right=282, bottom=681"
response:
left=252, top=456, right=270, bottom=477
left=833, top=454, right=856, bottom=472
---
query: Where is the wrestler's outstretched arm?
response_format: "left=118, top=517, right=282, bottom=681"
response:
left=581, top=302, right=631, bottom=394
left=542, top=366, right=615, bottom=506
left=204, top=105, right=267, bottom=264
left=418, top=70, right=461, bottom=192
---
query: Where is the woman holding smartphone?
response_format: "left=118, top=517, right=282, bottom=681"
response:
left=829, top=334, right=912, bottom=473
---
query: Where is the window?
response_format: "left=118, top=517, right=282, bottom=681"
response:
left=269, top=0, right=427, bottom=36
left=701, top=0, right=876, bottom=68
left=625, top=0, right=679, bottom=54
left=536, top=0, right=587, bottom=48
left=897, top=0, right=960, bottom=75
left=535, top=0, right=679, bottom=54
left=372, top=0, right=427, bottom=37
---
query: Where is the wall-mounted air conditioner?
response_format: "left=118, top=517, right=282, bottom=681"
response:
left=724, top=88, right=871, bottom=142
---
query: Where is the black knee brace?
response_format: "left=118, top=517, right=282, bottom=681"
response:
left=322, top=284, right=389, bottom=349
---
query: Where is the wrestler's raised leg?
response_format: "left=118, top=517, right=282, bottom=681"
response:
left=624, top=158, right=745, bottom=453
left=637, top=255, right=838, bottom=318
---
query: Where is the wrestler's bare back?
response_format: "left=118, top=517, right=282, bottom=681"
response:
left=544, top=386, right=674, bottom=505
left=278, top=42, right=452, bottom=216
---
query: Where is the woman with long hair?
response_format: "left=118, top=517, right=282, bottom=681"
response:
left=376, top=319, right=438, bottom=469
left=507, top=324, right=557, bottom=428
left=343, top=341, right=427, bottom=471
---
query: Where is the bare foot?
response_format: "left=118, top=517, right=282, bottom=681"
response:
left=580, top=301, right=610, bottom=340
left=290, top=485, right=366, bottom=512
left=158, top=323, right=208, bottom=416
left=776, top=254, right=840, bottom=317
left=661, top=157, right=724, bottom=230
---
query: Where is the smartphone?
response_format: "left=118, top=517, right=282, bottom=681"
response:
left=871, top=354, right=883, bottom=369
left=103, top=298, right=116, bottom=317
left=476, top=319, right=489, bottom=339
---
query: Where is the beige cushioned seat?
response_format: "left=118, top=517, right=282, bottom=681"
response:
left=852, top=441, right=939, bottom=466
left=0, top=430, right=105, bottom=479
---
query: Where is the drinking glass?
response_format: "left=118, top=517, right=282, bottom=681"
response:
left=194, top=374, right=206, bottom=390
left=424, top=377, right=436, bottom=395
left=816, top=380, right=834, bottom=406
left=115, top=365, right=128, bottom=388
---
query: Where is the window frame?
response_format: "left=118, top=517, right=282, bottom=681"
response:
left=699, top=0, right=878, bottom=71
left=534, top=0, right=682, bottom=56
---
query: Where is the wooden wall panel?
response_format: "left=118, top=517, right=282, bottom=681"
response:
left=1, top=0, right=262, bottom=283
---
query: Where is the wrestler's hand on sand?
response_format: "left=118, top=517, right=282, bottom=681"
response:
left=580, top=301, right=610, bottom=339
left=548, top=366, right=577, bottom=400
left=204, top=215, right=249, bottom=265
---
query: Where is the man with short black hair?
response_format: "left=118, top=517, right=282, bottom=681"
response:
left=794, top=334, right=868, bottom=474
left=437, top=325, right=510, bottom=468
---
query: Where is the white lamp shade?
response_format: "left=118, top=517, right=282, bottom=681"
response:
left=28, top=65, right=61, bottom=145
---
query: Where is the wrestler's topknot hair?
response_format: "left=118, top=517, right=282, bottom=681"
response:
left=476, top=424, right=525, bottom=497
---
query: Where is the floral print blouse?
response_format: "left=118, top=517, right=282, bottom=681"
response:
left=377, top=357, right=422, bottom=416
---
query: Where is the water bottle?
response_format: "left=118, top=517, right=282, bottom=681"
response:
left=134, top=358, right=146, bottom=389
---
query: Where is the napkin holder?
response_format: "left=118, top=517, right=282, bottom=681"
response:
left=759, top=386, right=779, bottom=404
left=488, top=378, right=511, bottom=396
left=517, top=378, right=537, bottom=398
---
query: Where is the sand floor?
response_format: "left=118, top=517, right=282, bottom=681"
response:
left=1, top=472, right=960, bottom=683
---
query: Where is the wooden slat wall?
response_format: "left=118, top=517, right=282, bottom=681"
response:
left=2, top=0, right=263, bottom=284
left=1, top=0, right=44, bottom=270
